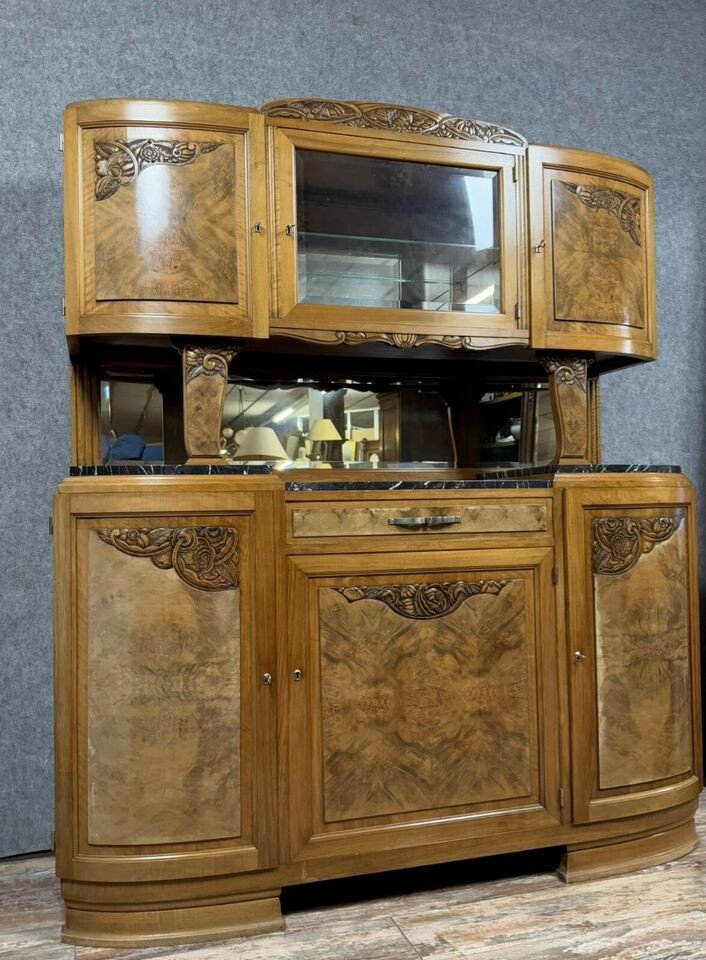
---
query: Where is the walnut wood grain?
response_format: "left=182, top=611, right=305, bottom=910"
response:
left=290, top=502, right=549, bottom=539
left=93, top=133, right=238, bottom=303
left=181, top=343, right=236, bottom=463
left=540, top=355, right=591, bottom=463
left=551, top=177, right=645, bottom=328
left=318, top=579, right=532, bottom=822
left=593, top=513, right=692, bottom=789
left=85, top=525, right=241, bottom=845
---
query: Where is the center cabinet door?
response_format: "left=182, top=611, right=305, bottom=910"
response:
left=268, top=125, right=523, bottom=344
left=285, top=548, right=561, bottom=864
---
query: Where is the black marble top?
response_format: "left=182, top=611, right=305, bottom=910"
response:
left=70, top=463, right=273, bottom=476
left=284, top=479, right=553, bottom=491
left=70, top=463, right=681, bottom=491
left=477, top=464, right=682, bottom=480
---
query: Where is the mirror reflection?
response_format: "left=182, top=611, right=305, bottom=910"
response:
left=99, top=377, right=555, bottom=469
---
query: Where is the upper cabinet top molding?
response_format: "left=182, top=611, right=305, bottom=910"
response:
left=260, top=98, right=527, bottom=148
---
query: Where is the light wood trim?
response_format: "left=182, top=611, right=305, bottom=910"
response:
left=270, top=127, right=519, bottom=337
left=559, top=816, right=697, bottom=883
left=70, top=360, right=101, bottom=465
left=63, top=893, right=283, bottom=948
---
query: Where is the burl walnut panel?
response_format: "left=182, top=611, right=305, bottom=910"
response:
left=91, top=128, right=238, bottom=303
left=551, top=177, right=645, bottom=328
left=85, top=527, right=241, bottom=845
left=318, top=579, right=533, bottom=822
left=593, top=514, right=692, bottom=789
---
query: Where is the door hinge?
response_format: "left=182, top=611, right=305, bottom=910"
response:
left=559, top=787, right=565, bottom=808
left=49, top=517, right=54, bottom=536
left=61, top=297, right=66, bottom=317
left=514, top=302, right=521, bottom=321
left=59, top=133, right=64, bottom=152
left=512, top=162, right=518, bottom=183
left=50, top=830, right=56, bottom=852
left=552, top=566, right=559, bottom=585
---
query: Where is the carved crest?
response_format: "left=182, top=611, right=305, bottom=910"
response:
left=96, top=526, right=239, bottom=591
left=561, top=182, right=641, bottom=246
left=183, top=345, right=237, bottom=383
left=334, top=579, right=510, bottom=619
left=540, top=356, right=590, bottom=392
left=94, top=138, right=225, bottom=200
left=593, top=515, right=683, bottom=575
left=262, top=99, right=526, bottom=147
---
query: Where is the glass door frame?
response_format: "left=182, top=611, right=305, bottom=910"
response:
left=269, top=124, right=524, bottom=340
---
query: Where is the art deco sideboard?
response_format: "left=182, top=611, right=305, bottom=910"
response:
left=53, top=97, right=701, bottom=947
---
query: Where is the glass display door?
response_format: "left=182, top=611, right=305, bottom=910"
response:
left=271, top=127, right=522, bottom=341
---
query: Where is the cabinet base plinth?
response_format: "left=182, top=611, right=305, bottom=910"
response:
left=62, top=893, right=284, bottom=948
left=558, top=818, right=697, bottom=883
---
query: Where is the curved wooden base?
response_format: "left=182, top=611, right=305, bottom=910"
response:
left=558, top=818, right=697, bottom=884
left=62, top=892, right=284, bottom=948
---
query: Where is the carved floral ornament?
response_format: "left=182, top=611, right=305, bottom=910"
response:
left=96, top=526, right=240, bottom=591
left=540, top=356, right=591, bottom=392
left=94, top=138, right=225, bottom=200
left=334, top=579, right=510, bottom=620
left=183, top=344, right=237, bottom=383
left=592, top=514, right=683, bottom=576
left=561, top=181, right=642, bottom=247
left=261, top=98, right=527, bottom=147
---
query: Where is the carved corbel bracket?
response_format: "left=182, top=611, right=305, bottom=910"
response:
left=180, top=343, right=238, bottom=464
left=539, top=354, right=593, bottom=464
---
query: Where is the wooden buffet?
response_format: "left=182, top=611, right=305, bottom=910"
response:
left=54, top=97, right=702, bottom=947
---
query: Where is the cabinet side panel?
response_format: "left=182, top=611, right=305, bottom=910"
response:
left=318, top=579, right=532, bottom=822
left=594, top=519, right=692, bottom=789
left=85, top=528, right=241, bottom=845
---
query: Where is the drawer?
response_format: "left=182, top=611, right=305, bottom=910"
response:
left=288, top=499, right=550, bottom=540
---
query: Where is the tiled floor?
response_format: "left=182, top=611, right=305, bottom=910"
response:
left=1, top=801, right=704, bottom=960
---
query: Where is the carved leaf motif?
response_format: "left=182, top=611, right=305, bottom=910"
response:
left=183, top=345, right=237, bottom=383
left=561, top=182, right=642, bottom=246
left=338, top=331, right=478, bottom=350
left=261, top=98, right=527, bottom=147
left=593, top=515, right=683, bottom=575
left=540, top=356, right=590, bottom=391
left=94, top=138, right=225, bottom=200
left=334, top=579, right=510, bottom=619
left=96, top=526, right=239, bottom=591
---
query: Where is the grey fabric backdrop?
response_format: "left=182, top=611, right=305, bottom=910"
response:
left=0, top=0, right=704, bottom=857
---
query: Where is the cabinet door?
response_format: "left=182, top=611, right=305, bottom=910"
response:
left=64, top=99, right=268, bottom=338
left=269, top=124, right=524, bottom=347
left=285, top=548, right=560, bottom=863
left=528, top=146, right=655, bottom=360
left=563, top=484, right=702, bottom=824
left=54, top=491, right=277, bottom=882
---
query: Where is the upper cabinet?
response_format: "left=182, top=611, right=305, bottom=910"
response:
left=528, top=146, right=655, bottom=360
left=264, top=100, right=527, bottom=349
left=63, top=99, right=269, bottom=338
left=62, top=97, right=658, bottom=365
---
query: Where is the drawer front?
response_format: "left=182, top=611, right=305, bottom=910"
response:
left=289, top=499, right=550, bottom=540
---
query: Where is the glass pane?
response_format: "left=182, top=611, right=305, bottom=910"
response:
left=296, top=150, right=500, bottom=313
left=100, top=379, right=164, bottom=464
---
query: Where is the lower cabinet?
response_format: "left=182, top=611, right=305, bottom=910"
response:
left=285, top=547, right=562, bottom=862
left=53, top=479, right=281, bottom=945
left=562, top=482, right=702, bottom=825
left=54, top=477, right=701, bottom=946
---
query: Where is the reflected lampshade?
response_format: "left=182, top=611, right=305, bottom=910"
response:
left=232, top=426, right=289, bottom=461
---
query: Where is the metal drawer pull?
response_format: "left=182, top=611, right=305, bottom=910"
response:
left=388, top=516, right=461, bottom=528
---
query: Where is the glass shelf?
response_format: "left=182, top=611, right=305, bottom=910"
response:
left=300, top=231, right=498, bottom=253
